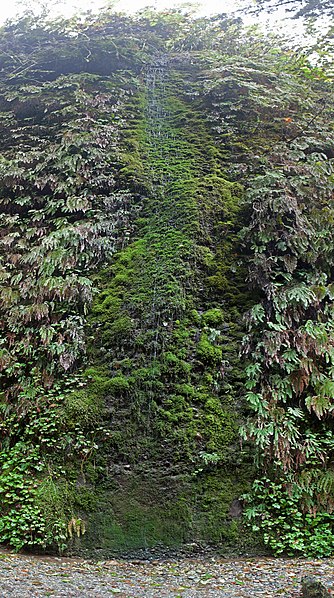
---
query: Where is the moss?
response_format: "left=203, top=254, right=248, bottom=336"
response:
left=73, top=466, right=261, bottom=556
left=107, top=375, right=130, bottom=393
left=191, top=471, right=248, bottom=544
left=80, top=496, right=190, bottom=552
left=174, top=383, right=197, bottom=398
left=196, top=336, right=223, bottom=365
left=62, top=390, right=103, bottom=428
left=189, top=309, right=201, bottom=324
left=202, top=308, right=224, bottom=327
left=68, top=62, right=255, bottom=554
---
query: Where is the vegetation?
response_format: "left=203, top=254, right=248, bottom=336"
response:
left=0, top=6, right=332, bottom=556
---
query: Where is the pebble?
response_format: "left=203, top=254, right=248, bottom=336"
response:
left=0, top=551, right=332, bottom=596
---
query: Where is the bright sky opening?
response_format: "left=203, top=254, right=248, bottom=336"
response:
left=0, top=0, right=288, bottom=28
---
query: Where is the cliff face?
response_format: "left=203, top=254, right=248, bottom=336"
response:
left=0, top=11, right=333, bottom=555
left=80, top=56, right=252, bottom=553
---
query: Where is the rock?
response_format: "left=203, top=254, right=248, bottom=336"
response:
left=301, top=575, right=331, bottom=597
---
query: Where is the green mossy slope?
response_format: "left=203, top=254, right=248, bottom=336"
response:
left=72, top=59, right=253, bottom=553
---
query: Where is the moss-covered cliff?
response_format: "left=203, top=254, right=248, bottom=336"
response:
left=0, top=9, right=333, bottom=555
left=76, top=56, right=253, bottom=553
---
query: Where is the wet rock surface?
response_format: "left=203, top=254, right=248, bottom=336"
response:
left=0, top=551, right=333, bottom=596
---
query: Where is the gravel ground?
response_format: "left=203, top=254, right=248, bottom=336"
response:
left=0, top=551, right=333, bottom=597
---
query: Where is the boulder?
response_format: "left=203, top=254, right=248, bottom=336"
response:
left=301, top=576, right=331, bottom=597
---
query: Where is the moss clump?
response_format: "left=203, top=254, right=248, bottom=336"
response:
left=202, top=308, right=224, bottom=327
left=62, top=391, right=103, bottom=429
left=196, top=335, right=223, bottom=365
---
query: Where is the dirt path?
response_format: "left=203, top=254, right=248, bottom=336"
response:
left=0, top=551, right=333, bottom=596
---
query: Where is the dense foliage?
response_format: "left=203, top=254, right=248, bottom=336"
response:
left=205, top=32, right=334, bottom=555
left=0, top=8, right=333, bottom=555
left=0, top=26, right=139, bottom=549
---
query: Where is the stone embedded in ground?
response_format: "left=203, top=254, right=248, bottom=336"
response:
left=301, top=575, right=331, bottom=597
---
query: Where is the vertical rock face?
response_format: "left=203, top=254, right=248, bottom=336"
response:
left=0, top=15, right=253, bottom=554
left=0, top=11, right=332, bottom=555
left=81, top=54, right=251, bottom=553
